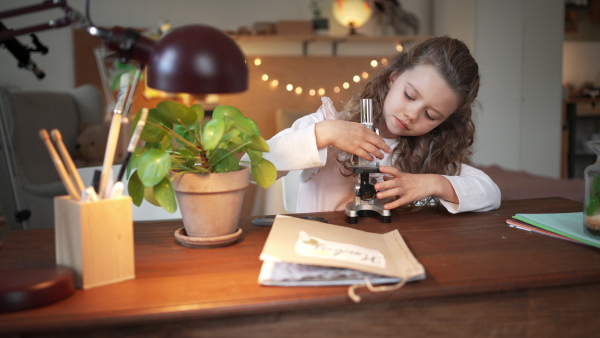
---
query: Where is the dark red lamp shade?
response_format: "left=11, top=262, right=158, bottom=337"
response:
left=147, top=25, right=248, bottom=94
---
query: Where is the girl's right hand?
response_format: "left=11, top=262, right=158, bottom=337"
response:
left=315, top=120, right=392, bottom=161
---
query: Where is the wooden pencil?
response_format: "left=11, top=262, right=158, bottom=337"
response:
left=39, top=129, right=80, bottom=200
left=50, top=129, right=85, bottom=195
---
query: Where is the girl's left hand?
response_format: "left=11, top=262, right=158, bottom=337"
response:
left=374, top=166, right=459, bottom=209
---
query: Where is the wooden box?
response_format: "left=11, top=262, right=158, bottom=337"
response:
left=276, top=20, right=313, bottom=35
left=54, top=196, right=135, bottom=289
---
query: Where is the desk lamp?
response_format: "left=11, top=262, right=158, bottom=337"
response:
left=0, top=0, right=248, bottom=312
left=88, top=24, right=247, bottom=94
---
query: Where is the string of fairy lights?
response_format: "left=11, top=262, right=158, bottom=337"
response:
left=250, top=49, right=401, bottom=98
left=252, top=57, right=387, bottom=97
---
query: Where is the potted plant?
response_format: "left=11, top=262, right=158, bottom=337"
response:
left=127, top=100, right=276, bottom=246
left=310, top=0, right=329, bottom=35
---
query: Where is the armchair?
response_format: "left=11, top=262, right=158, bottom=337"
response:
left=0, top=84, right=104, bottom=229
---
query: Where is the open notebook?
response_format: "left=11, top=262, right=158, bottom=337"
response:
left=258, top=215, right=425, bottom=287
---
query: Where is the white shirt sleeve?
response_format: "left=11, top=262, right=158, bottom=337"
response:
left=439, top=164, right=502, bottom=213
left=241, top=97, right=338, bottom=174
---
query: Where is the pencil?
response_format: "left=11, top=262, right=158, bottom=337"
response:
left=50, top=129, right=85, bottom=195
left=39, top=129, right=80, bottom=200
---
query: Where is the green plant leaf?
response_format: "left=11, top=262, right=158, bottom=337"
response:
left=174, top=124, right=197, bottom=144
left=252, top=158, right=277, bottom=189
left=227, top=135, right=244, bottom=147
left=202, top=118, right=225, bottom=151
left=191, top=104, right=205, bottom=122
left=172, top=146, right=199, bottom=164
left=137, top=149, right=171, bottom=186
left=143, top=186, right=161, bottom=206
left=230, top=116, right=256, bottom=135
left=153, top=177, right=177, bottom=213
left=141, top=109, right=170, bottom=143
left=156, top=100, right=198, bottom=125
left=129, top=147, right=146, bottom=171
left=246, top=149, right=263, bottom=163
left=247, top=134, right=270, bottom=152
left=211, top=149, right=240, bottom=172
left=127, top=170, right=145, bottom=206
left=212, top=105, right=243, bottom=120
left=245, top=117, right=261, bottom=135
left=221, top=128, right=241, bottom=143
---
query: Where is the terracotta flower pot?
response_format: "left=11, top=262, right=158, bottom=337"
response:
left=172, top=166, right=249, bottom=238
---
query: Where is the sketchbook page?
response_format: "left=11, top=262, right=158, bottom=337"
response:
left=258, top=260, right=402, bottom=286
left=259, top=215, right=425, bottom=280
left=514, top=212, right=600, bottom=248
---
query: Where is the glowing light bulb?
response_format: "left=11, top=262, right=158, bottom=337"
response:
left=353, top=75, right=360, bottom=83
left=262, top=74, right=269, bottom=81
left=334, top=86, right=341, bottom=93
left=318, top=88, right=325, bottom=96
left=254, top=58, right=262, bottom=66
left=371, top=60, right=378, bottom=67
left=286, top=84, right=293, bottom=91
left=332, top=0, right=373, bottom=35
left=343, top=82, right=350, bottom=89
left=309, top=89, right=316, bottom=96
left=396, top=44, right=403, bottom=52
left=362, top=72, right=369, bottom=79
left=295, top=87, right=303, bottom=94
left=270, top=80, right=279, bottom=88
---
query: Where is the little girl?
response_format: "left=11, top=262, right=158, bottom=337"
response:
left=251, top=36, right=501, bottom=214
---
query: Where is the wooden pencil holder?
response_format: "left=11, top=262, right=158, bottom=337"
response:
left=54, top=195, right=135, bottom=289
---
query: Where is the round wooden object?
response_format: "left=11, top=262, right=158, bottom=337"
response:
left=0, top=265, right=76, bottom=313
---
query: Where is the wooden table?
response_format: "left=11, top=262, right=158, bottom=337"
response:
left=1, top=197, right=599, bottom=336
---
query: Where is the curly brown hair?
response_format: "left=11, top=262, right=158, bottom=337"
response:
left=340, top=36, right=480, bottom=177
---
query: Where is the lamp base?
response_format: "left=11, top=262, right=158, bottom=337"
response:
left=0, top=264, right=75, bottom=313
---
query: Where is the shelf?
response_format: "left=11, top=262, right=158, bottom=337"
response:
left=565, top=100, right=600, bottom=178
left=565, top=97, right=599, bottom=104
left=229, top=34, right=431, bottom=56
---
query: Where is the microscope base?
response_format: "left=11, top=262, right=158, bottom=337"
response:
left=344, top=201, right=391, bottom=224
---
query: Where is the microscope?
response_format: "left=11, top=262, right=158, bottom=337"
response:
left=344, top=99, right=392, bottom=224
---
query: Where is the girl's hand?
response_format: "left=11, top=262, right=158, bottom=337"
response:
left=315, top=120, right=392, bottom=161
left=374, top=166, right=459, bottom=209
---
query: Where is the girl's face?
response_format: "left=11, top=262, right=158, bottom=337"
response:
left=379, top=64, right=459, bottom=138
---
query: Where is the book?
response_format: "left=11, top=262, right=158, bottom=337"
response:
left=258, top=215, right=425, bottom=287
left=507, top=212, right=600, bottom=249
left=506, top=218, right=581, bottom=244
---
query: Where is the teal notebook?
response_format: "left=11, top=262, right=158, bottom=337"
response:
left=512, top=212, right=600, bottom=249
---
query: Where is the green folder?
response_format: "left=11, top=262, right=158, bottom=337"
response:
left=513, top=212, right=600, bottom=249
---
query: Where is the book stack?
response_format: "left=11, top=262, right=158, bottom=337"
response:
left=507, top=212, right=600, bottom=249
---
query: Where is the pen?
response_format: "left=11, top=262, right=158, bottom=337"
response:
left=50, top=129, right=85, bottom=195
left=82, top=186, right=99, bottom=202
left=98, top=73, right=130, bottom=199
left=109, top=181, right=124, bottom=199
left=117, top=108, right=149, bottom=182
left=39, top=129, right=80, bottom=200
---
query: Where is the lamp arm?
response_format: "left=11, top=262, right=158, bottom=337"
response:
left=88, top=26, right=155, bottom=65
left=0, top=0, right=85, bottom=42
